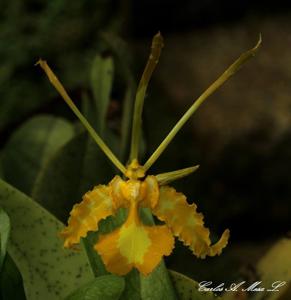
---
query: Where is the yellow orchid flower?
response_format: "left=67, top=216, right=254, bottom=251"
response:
left=58, top=159, right=229, bottom=275
left=37, top=32, right=261, bottom=276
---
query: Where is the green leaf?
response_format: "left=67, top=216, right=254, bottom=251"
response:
left=0, top=253, right=26, bottom=300
left=0, top=208, right=10, bottom=269
left=90, top=55, right=114, bottom=134
left=0, top=179, right=93, bottom=300
left=2, top=115, right=74, bottom=195
left=65, top=275, right=125, bottom=300
left=170, top=270, right=220, bottom=300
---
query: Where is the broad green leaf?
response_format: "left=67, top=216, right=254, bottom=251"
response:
left=251, top=238, right=291, bottom=300
left=0, top=208, right=10, bottom=269
left=0, top=179, right=93, bottom=300
left=0, top=253, right=26, bottom=300
left=90, top=55, right=114, bottom=134
left=170, top=270, right=220, bottom=300
left=2, top=115, right=74, bottom=195
left=65, top=275, right=125, bottom=300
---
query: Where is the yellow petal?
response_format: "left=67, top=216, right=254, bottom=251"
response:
left=95, top=202, right=174, bottom=275
left=153, top=186, right=229, bottom=258
left=60, top=184, right=114, bottom=248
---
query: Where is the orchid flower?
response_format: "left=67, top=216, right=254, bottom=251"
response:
left=37, top=32, right=261, bottom=276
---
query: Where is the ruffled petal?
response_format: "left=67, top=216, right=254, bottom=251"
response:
left=95, top=203, right=174, bottom=275
left=60, top=184, right=114, bottom=248
left=152, top=186, right=229, bottom=258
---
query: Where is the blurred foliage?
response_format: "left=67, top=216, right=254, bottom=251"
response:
left=0, top=1, right=123, bottom=132
left=32, top=131, right=113, bottom=220
left=2, top=115, right=74, bottom=195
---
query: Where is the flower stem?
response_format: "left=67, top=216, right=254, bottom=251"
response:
left=144, top=35, right=262, bottom=171
left=36, top=59, right=127, bottom=175
left=129, top=32, right=164, bottom=161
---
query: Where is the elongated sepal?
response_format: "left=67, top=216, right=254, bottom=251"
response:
left=36, top=59, right=127, bottom=175
left=129, top=32, right=164, bottom=161
left=156, top=165, right=200, bottom=185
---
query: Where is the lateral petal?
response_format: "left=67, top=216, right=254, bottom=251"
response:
left=153, top=186, right=229, bottom=258
left=60, top=184, right=114, bottom=248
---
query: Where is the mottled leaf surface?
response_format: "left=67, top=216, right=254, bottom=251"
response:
left=65, top=275, right=125, bottom=300
left=0, top=179, right=93, bottom=300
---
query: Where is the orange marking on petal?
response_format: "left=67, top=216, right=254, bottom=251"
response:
left=153, top=186, right=229, bottom=258
left=60, top=184, right=114, bottom=248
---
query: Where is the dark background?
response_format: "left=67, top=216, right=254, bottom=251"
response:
left=1, top=0, right=291, bottom=284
